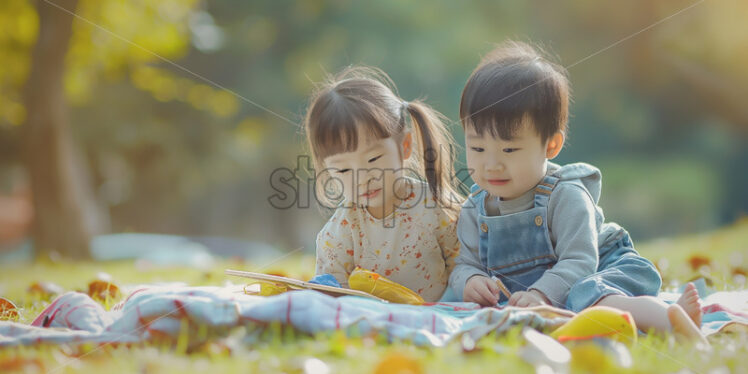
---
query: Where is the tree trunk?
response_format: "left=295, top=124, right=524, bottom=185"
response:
left=23, top=0, right=105, bottom=259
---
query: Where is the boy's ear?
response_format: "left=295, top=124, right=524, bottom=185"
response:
left=401, top=132, right=413, bottom=159
left=545, top=132, right=565, bottom=159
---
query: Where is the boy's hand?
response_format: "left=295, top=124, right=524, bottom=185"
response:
left=508, top=289, right=550, bottom=307
left=463, top=275, right=500, bottom=306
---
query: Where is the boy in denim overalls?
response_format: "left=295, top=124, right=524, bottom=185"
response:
left=449, top=41, right=706, bottom=342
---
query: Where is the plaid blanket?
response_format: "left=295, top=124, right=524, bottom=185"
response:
left=0, top=286, right=570, bottom=347
left=1, top=286, right=745, bottom=348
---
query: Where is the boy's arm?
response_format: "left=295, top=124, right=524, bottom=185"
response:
left=528, top=184, right=599, bottom=307
left=448, top=204, right=490, bottom=300
left=314, top=215, right=355, bottom=288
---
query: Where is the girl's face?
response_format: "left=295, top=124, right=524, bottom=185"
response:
left=322, top=129, right=412, bottom=219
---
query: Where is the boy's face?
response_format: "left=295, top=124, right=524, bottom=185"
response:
left=322, top=130, right=412, bottom=218
left=465, top=118, right=554, bottom=200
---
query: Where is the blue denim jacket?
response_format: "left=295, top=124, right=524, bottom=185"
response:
left=449, top=162, right=661, bottom=309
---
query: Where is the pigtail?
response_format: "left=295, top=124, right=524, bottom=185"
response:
left=405, top=101, right=462, bottom=217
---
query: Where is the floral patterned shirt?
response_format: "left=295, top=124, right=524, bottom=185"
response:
left=315, top=179, right=460, bottom=302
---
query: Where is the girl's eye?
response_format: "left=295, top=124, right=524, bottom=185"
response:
left=337, top=168, right=351, bottom=174
left=503, top=148, right=520, bottom=153
left=470, top=147, right=484, bottom=153
left=368, top=155, right=383, bottom=163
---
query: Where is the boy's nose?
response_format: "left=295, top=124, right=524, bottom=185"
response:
left=485, top=161, right=504, bottom=172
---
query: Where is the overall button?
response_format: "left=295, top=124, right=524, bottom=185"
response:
left=480, top=223, right=488, bottom=232
left=534, top=215, right=543, bottom=226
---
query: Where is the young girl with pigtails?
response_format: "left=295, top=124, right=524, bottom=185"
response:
left=304, top=66, right=462, bottom=302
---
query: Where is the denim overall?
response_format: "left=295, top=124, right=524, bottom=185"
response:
left=566, top=232, right=661, bottom=312
left=472, top=169, right=661, bottom=312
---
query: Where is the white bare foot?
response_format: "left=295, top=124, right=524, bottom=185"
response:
left=676, top=282, right=702, bottom=327
left=667, top=304, right=708, bottom=346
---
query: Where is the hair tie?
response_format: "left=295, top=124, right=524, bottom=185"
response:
left=399, top=100, right=410, bottom=123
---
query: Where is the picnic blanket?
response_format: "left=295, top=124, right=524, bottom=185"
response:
left=0, top=286, right=571, bottom=348
left=1, top=286, right=746, bottom=348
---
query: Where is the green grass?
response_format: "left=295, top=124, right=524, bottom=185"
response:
left=1, top=219, right=747, bottom=373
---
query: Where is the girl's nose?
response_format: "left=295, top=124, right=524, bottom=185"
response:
left=357, top=168, right=382, bottom=186
left=362, top=168, right=384, bottom=181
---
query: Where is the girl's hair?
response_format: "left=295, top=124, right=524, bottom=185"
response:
left=304, top=66, right=461, bottom=216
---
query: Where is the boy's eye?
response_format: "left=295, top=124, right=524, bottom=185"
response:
left=470, top=147, right=484, bottom=153
left=368, top=155, right=382, bottom=163
left=503, top=148, right=520, bottom=153
left=337, top=168, right=351, bottom=174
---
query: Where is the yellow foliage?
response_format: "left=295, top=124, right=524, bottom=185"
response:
left=210, top=91, right=239, bottom=118
left=1, top=101, right=26, bottom=126
left=235, top=117, right=267, bottom=147
left=63, top=0, right=199, bottom=105
left=0, top=0, right=37, bottom=125
left=245, top=17, right=278, bottom=52
left=0, top=0, right=241, bottom=124
left=187, top=84, right=214, bottom=110
left=129, top=65, right=238, bottom=117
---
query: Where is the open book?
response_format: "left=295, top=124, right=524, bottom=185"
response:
left=225, top=269, right=387, bottom=302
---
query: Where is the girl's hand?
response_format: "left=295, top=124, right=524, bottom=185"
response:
left=508, top=289, right=550, bottom=307
left=463, top=275, right=500, bottom=306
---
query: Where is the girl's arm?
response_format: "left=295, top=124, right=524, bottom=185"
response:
left=314, top=213, right=356, bottom=288
left=435, top=206, right=460, bottom=274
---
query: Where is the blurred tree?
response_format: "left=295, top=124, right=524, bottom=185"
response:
left=23, top=0, right=98, bottom=259
left=3, top=0, right=201, bottom=258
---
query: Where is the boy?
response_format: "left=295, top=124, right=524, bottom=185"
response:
left=449, top=41, right=705, bottom=343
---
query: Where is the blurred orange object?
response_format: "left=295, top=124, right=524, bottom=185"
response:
left=688, top=255, right=711, bottom=271
left=0, top=357, right=45, bottom=373
left=27, top=281, right=64, bottom=300
left=87, top=280, right=120, bottom=301
left=0, top=297, right=19, bottom=320
left=0, top=180, right=33, bottom=247
left=373, top=352, right=422, bottom=374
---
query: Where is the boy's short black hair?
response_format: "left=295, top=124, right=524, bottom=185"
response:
left=460, top=41, right=569, bottom=143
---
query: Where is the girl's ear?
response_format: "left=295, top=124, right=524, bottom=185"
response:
left=545, top=132, right=565, bottom=159
left=401, top=132, right=413, bottom=160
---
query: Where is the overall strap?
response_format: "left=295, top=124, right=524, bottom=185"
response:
left=533, top=174, right=559, bottom=208
left=469, top=184, right=487, bottom=215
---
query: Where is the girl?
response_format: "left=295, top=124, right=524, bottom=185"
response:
left=304, top=66, right=462, bottom=302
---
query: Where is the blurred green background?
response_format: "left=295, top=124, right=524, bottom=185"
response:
left=1, top=0, right=746, bottom=259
